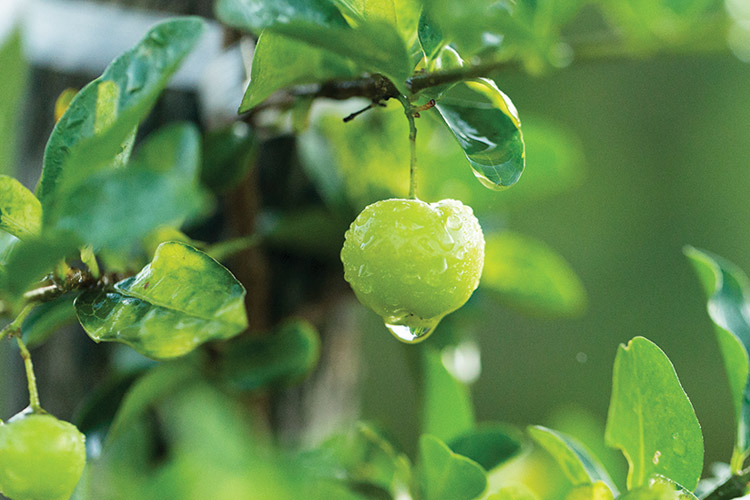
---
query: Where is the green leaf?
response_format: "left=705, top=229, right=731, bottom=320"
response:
left=684, top=246, right=750, bottom=464
left=201, top=122, right=257, bottom=191
left=74, top=242, right=248, bottom=359
left=617, top=477, right=691, bottom=500
left=448, top=424, right=524, bottom=472
left=221, top=320, right=321, bottom=391
left=215, top=0, right=348, bottom=35
left=21, top=295, right=77, bottom=349
left=528, top=425, right=618, bottom=495
left=435, top=79, right=525, bottom=191
left=480, top=231, right=587, bottom=317
left=418, top=10, right=445, bottom=61
left=37, top=17, right=205, bottom=207
left=564, top=483, right=615, bottom=500
left=270, top=21, right=412, bottom=91
left=418, top=434, right=487, bottom=500
left=604, top=337, right=703, bottom=491
left=239, top=31, right=358, bottom=112
left=487, top=485, right=540, bottom=500
left=0, top=30, right=28, bottom=176
left=0, top=175, right=42, bottom=239
left=422, top=346, right=475, bottom=443
left=44, top=123, right=211, bottom=253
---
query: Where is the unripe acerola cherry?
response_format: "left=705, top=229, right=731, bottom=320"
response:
left=341, top=198, right=485, bottom=342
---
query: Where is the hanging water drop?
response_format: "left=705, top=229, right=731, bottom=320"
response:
left=385, top=320, right=439, bottom=344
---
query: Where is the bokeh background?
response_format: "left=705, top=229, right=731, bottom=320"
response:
left=2, top=0, right=750, bottom=492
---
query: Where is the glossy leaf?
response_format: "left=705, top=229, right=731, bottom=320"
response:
left=21, top=295, right=77, bottom=349
left=604, top=337, right=703, bottom=491
left=617, top=477, right=690, bottom=500
left=215, top=0, right=348, bottom=35
left=481, top=231, right=586, bottom=317
left=449, top=424, right=524, bottom=471
left=422, top=346, right=475, bottom=443
left=240, top=31, right=358, bottom=112
left=74, top=242, right=248, bottom=359
left=0, top=30, right=27, bottom=176
left=418, top=10, right=445, bottom=61
left=528, top=425, right=618, bottom=495
left=44, top=123, right=211, bottom=253
left=684, top=246, right=750, bottom=464
left=418, top=434, right=487, bottom=500
left=37, top=18, right=205, bottom=207
left=270, top=21, right=412, bottom=91
left=221, top=320, right=321, bottom=391
left=436, top=79, right=525, bottom=191
left=0, top=175, right=42, bottom=239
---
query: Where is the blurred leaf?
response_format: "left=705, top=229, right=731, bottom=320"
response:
left=259, top=208, right=349, bottom=258
left=215, top=0, right=348, bottom=35
left=54, top=88, right=78, bottom=123
left=0, top=175, right=42, bottom=239
left=142, top=226, right=197, bottom=259
left=418, top=434, right=487, bottom=500
left=270, top=21, right=412, bottom=92
left=448, top=423, right=525, bottom=471
left=0, top=236, right=78, bottom=310
left=240, top=31, right=358, bottom=112
left=487, top=484, right=540, bottom=500
left=221, top=320, right=321, bottom=391
left=74, top=242, right=248, bottom=359
left=73, top=371, right=142, bottom=437
left=37, top=18, right=205, bottom=207
left=422, top=346, right=475, bottom=443
left=418, top=10, right=445, bottom=61
left=480, top=231, right=587, bottom=317
left=564, top=482, right=615, bottom=500
left=201, top=122, right=257, bottom=191
left=205, top=235, right=259, bottom=262
left=435, top=79, right=525, bottom=191
left=44, top=123, right=211, bottom=253
left=604, top=337, right=703, bottom=491
left=684, top=246, right=750, bottom=466
left=528, top=426, right=618, bottom=495
left=616, top=477, right=687, bottom=500
left=0, top=29, right=27, bottom=176
left=21, top=294, right=77, bottom=348
left=317, top=422, right=412, bottom=496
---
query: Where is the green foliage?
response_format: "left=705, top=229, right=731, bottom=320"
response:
left=0, top=175, right=42, bottom=240
left=74, top=242, right=247, bottom=359
left=448, top=424, right=524, bottom=471
left=422, top=345, right=475, bottom=442
left=684, top=246, right=750, bottom=468
left=0, top=30, right=27, bottom=176
left=417, top=434, right=487, bottom=500
left=605, top=337, right=703, bottom=491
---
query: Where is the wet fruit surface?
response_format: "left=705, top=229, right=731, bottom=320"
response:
left=341, top=198, right=485, bottom=342
left=0, top=411, right=86, bottom=500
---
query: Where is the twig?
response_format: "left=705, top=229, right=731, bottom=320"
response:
left=702, top=467, right=750, bottom=500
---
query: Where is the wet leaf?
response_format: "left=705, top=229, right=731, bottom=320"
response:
left=37, top=18, right=204, bottom=207
left=0, top=175, right=42, bottom=239
left=435, top=79, right=525, bottom=191
left=215, top=0, right=348, bottom=35
left=604, top=337, right=703, bottom=491
left=74, top=242, right=248, bottom=359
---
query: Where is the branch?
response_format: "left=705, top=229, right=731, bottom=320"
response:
left=702, top=467, right=750, bottom=500
left=22, top=268, right=129, bottom=304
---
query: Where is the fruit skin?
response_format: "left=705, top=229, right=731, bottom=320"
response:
left=0, top=411, right=86, bottom=500
left=341, top=198, right=485, bottom=332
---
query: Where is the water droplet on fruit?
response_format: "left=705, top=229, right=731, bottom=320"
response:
left=385, top=321, right=438, bottom=343
left=652, top=450, right=661, bottom=464
left=446, top=214, right=463, bottom=230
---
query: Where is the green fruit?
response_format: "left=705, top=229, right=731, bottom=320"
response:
left=0, top=411, right=86, bottom=500
left=341, top=198, right=484, bottom=342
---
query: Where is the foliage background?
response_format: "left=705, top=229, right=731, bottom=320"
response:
left=1, top=0, right=750, bottom=489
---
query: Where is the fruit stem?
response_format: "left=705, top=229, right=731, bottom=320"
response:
left=397, top=95, right=419, bottom=199
left=1, top=304, right=42, bottom=412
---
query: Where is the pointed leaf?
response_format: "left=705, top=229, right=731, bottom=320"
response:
left=240, top=31, right=358, bottom=112
left=604, top=337, right=703, bottom=491
left=74, top=242, right=248, bottom=359
left=422, top=346, right=475, bottom=443
left=684, top=246, right=750, bottom=463
left=44, top=123, right=210, bottom=252
left=418, top=434, right=487, bottom=500
left=528, top=425, right=618, bottom=495
left=215, top=0, right=348, bottom=35
left=221, top=320, right=321, bottom=391
left=0, top=176, right=42, bottom=239
left=436, top=79, right=525, bottom=191
left=37, top=18, right=205, bottom=207
left=481, top=231, right=586, bottom=317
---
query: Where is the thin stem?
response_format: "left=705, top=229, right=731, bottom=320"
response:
left=702, top=466, right=750, bottom=500
left=1, top=303, right=35, bottom=340
left=16, top=335, right=41, bottom=412
left=730, top=446, right=748, bottom=476
left=398, top=95, right=419, bottom=199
